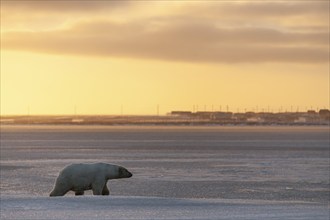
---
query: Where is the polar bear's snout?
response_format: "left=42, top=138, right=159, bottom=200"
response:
left=119, top=167, right=133, bottom=178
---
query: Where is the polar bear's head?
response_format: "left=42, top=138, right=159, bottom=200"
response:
left=117, top=166, right=133, bottom=178
left=104, top=163, right=133, bottom=179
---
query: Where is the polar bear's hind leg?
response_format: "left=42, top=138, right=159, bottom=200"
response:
left=49, top=186, right=70, bottom=197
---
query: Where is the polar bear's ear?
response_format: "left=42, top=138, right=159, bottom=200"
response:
left=118, top=167, right=133, bottom=178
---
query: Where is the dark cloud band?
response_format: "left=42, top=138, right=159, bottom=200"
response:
left=2, top=1, right=328, bottom=63
left=3, top=20, right=328, bottom=63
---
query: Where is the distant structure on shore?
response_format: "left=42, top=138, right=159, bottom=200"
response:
left=169, top=109, right=330, bottom=125
left=1, top=109, right=329, bottom=126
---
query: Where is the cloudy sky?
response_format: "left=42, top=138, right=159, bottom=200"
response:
left=1, top=1, right=329, bottom=115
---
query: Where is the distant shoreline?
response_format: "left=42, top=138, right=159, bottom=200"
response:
left=1, top=114, right=329, bottom=127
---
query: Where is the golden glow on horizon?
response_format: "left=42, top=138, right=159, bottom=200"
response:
left=1, top=1, right=329, bottom=115
left=1, top=51, right=328, bottom=115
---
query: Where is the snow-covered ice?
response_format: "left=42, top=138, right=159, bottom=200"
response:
left=1, top=195, right=328, bottom=220
left=1, top=125, right=329, bottom=219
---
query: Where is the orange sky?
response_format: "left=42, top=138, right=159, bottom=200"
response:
left=1, top=1, right=329, bottom=115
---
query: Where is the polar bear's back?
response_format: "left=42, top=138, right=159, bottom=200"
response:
left=54, top=163, right=109, bottom=192
left=60, top=163, right=107, bottom=179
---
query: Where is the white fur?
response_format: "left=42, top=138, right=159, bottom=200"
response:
left=50, top=163, right=132, bottom=196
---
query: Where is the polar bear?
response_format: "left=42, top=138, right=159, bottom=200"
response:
left=49, top=163, right=132, bottom=197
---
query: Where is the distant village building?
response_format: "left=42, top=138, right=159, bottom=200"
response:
left=319, top=109, right=330, bottom=120
left=195, top=111, right=213, bottom=119
left=307, top=110, right=317, bottom=115
left=170, top=111, right=192, bottom=117
left=211, top=112, right=233, bottom=120
left=294, top=117, right=307, bottom=123
left=247, top=117, right=264, bottom=123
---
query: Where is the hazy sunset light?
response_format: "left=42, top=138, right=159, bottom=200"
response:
left=1, top=1, right=329, bottom=115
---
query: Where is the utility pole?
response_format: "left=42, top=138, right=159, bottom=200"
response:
left=27, top=105, right=31, bottom=125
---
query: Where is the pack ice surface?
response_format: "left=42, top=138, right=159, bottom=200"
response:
left=1, top=125, right=329, bottom=220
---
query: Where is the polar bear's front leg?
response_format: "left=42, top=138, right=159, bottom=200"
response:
left=102, top=184, right=110, bottom=195
left=92, top=180, right=106, bottom=195
left=49, top=178, right=71, bottom=197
